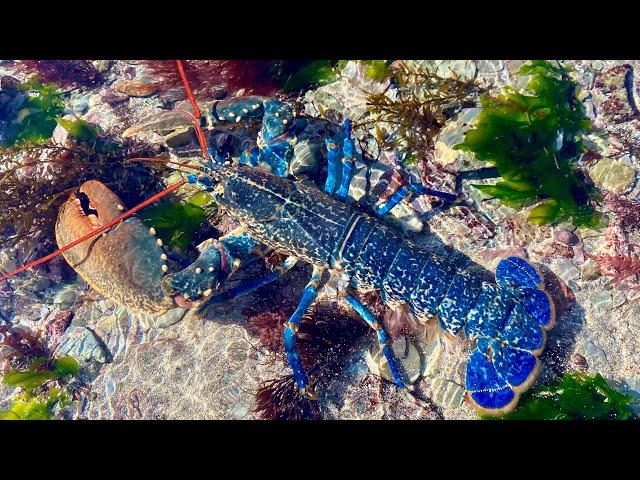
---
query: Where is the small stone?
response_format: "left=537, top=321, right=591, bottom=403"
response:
left=593, top=64, right=639, bottom=124
left=114, top=79, right=158, bottom=98
left=589, top=158, right=636, bottom=194
left=0, top=250, right=16, bottom=274
left=583, top=339, right=608, bottom=371
left=152, top=307, right=186, bottom=328
left=568, top=352, right=589, bottom=373
left=57, top=326, right=108, bottom=364
left=21, top=276, right=52, bottom=293
left=365, top=336, right=422, bottom=384
left=52, top=287, right=77, bottom=309
left=91, top=60, right=112, bottom=74
left=591, top=290, right=612, bottom=311
left=580, top=259, right=601, bottom=281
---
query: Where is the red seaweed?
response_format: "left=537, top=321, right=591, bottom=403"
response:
left=140, top=60, right=280, bottom=100
left=14, top=61, right=100, bottom=89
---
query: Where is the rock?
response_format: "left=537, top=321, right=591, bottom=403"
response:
left=20, top=276, right=52, bottom=293
left=568, top=352, right=589, bottom=373
left=365, top=336, right=422, bottom=384
left=593, top=64, right=639, bottom=124
left=0, top=250, right=17, bottom=274
left=591, top=290, right=613, bottom=311
left=152, top=308, right=186, bottom=328
left=57, top=326, right=108, bottom=364
left=433, top=108, right=483, bottom=170
left=583, top=339, right=609, bottom=372
left=92, top=60, right=112, bottom=74
left=51, top=286, right=77, bottom=309
left=589, top=158, right=636, bottom=194
left=44, top=310, right=73, bottom=345
left=580, top=259, right=601, bottom=281
left=114, top=80, right=158, bottom=98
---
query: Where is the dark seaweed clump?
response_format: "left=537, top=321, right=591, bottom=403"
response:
left=246, top=287, right=369, bottom=420
left=455, top=60, right=603, bottom=227
left=13, top=61, right=100, bottom=90
left=495, top=372, right=637, bottom=420
left=365, top=61, right=482, bottom=156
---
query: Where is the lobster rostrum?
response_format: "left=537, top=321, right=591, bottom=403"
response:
left=1, top=78, right=557, bottom=417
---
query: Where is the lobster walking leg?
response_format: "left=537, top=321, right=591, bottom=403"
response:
left=207, top=256, right=298, bottom=304
left=344, top=295, right=409, bottom=391
left=283, top=265, right=324, bottom=398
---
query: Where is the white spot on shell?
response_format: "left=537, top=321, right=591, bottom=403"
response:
left=161, top=264, right=168, bottom=273
left=149, top=227, right=156, bottom=236
left=157, top=238, right=163, bottom=247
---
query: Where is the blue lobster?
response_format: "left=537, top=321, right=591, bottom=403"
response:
left=2, top=95, right=557, bottom=416
left=157, top=96, right=557, bottom=415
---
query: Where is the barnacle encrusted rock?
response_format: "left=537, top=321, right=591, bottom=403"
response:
left=593, top=64, right=639, bottom=124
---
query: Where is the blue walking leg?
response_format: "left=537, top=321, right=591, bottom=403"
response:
left=375, top=183, right=458, bottom=217
left=344, top=295, right=408, bottom=390
left=336, top=119, right=356, bottom=200
left=283, top=265, right=324, bottom=399
left=207, top=255, right=298, bottom=304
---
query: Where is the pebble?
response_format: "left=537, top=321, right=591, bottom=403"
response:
left=57, top=326, right=108, bottom=364
left=114, top=79, right=158, bottom=98
left=583, top=339, right=609, bottom=371
left=152, top=307, right=187, bottom=329
left=21, top=276, right=52, bottom=293
left=591, top=290, right=613, bottom=311
left=593, top=64, right=639, bottom=124
left=580, top=259, right=601, bottom=281
left=589, top=158, right=636, bottom=194
left=365, top=336, right=422, bottom=384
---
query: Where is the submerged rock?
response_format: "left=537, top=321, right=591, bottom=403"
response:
left=57, top=326, right=108, bottom=364
left=589, top=158, right=636, bottom=194
left=594, top=64, right=639, bottom=124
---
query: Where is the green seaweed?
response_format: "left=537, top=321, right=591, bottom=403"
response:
left=278, top=60, right=341, bottom=92
left=140, top=192, right=215, bottom=252
left=360, top=60, right=394, bottom=82
left=0, top=356, right=79, bottom=420
left=55, top=117, right=97, bottom=143
left=492, top=372, right=637, bottom=420
left=455, top=60, right=603, bottom=227
left=2, top=80, right=65, bottom=147
left=0, top=387, right=71, bottom=420
left=2, top=355, right=79, bottom=390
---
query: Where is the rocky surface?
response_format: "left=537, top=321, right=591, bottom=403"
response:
left=2, top=60, right=640, bottom=419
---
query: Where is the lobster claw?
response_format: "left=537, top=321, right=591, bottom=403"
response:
left=160, top=243, right=223, bottom=309
left=55, top=180, right=184, bottom=317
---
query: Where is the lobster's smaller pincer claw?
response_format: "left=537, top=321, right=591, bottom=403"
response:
left=161, top=247, right=222, bottom=309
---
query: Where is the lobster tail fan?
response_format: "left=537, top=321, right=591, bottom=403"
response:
left=465, top=256, right=556, bottom=416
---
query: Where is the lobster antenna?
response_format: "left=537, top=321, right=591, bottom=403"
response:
left=0, top=179, right=188, bottom=283
left=176, top=60, right=210, bottom=159
left=126, top=156, right=207, bottom=173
